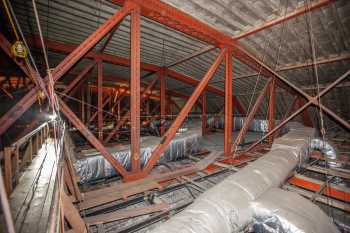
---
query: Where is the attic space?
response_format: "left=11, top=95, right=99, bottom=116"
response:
left=0, top=0, right=349, bottom=233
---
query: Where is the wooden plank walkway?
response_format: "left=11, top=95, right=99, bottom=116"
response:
left=9, top=139, right=59, bottom=233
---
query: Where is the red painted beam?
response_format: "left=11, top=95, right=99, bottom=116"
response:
left=61, top=62, right=96, bottom=97
left=232, top=78, right=272, bottom=154
left=104, top=76, right=159, bottom=143
left=87, top=95, right=109, bottom=124
left=224, top=50, right=233, bottom=156
left=268, top=78, right=276, bottom=145
left=143, top=48, right=227, bottom=174
left=107, top=0, right=331, bottom=108
left=97, top=61, right=104, bottom=141
left=28, top=38, right=247, bottom=115
left=130, top=7, right=141, bottom=173
left=0, top=5, right=133, bottom=135
left=288, top=176, right=350, bottom=202
left=246, top=69, right=350, bottom=153
left=233, top=0, right=335, bottom=40
left=59, top=98, right=129, bottom=177
left=109, top=0, right=233, bottom=46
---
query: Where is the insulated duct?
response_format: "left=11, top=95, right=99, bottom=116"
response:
left=148, top=123, right=339, bottom=233
left=310, top=138, right=341, bottom=168
left=252, top=188, right=339, bottom=233
left=207, top=116, right=289, bottom=134
left=74, top=125, right=202, bottom=183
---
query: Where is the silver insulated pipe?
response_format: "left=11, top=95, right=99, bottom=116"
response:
left=311, top=138, right=341, bottom=168
left=148, top=123, right=339, bottom=233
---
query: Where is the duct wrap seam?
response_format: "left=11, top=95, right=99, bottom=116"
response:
left=148, top=123, right=339, bottom=233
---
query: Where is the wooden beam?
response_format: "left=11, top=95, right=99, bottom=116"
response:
left=61, top=191, right=87, bottom=233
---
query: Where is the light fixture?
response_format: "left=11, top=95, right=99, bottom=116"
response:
left=49, top=113, right=57, bottom=121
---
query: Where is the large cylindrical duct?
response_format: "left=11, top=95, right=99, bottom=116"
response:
left=311, top=138, right=341, bottom=168
left=148, top=123, right=339, bottom=233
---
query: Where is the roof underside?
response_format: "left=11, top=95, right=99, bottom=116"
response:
left=10, top=0, right=350, bottom=123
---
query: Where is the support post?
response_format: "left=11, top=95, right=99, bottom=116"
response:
left=224, top=49, right=233, bottom=156
left=268, top=78, right=276, bottom=145
left=130, top=7, right=141, bottom=173
left=144, top=48, right=227, bottom=174
left=201, top=92, right=206, bottom=136
left=4, top=147, right=13, bottom=194
left=97, top=61, right=103, bottom=141
left=160, top=69, right=166, bottom=136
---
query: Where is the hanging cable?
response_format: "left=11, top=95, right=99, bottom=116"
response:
left=3, top=0, right=42, bottom=88
left=305, top=0, right=334, bottom=220
left=263, top=0, right=289, bottom=135
left=31, top=0, right=64, bottom=164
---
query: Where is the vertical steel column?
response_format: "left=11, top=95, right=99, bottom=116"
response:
left=268, top=78, right=276, bottom=145
left=97, top=61, right=103, bottom=141
left=201, top=92, right=206, bottom=136
left=224, top=50, right=233, bottom=156
left=130, top=6, right=141, bottom=172
left=160, top=69, right=166, bottom=136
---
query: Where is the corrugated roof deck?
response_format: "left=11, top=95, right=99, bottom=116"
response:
left=11, top=0, right=350, bottom=118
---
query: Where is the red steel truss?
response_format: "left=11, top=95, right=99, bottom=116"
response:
left=0, top=0, right=344, bottom=182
